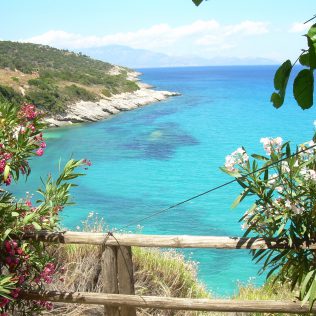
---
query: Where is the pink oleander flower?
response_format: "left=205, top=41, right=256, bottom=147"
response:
left=3, top=153, right=12, bottom=160
left=0, top=297, right=10, bottom=308
left=27, top=124, right=36, bottom=132
left=4, top=174, right=12, bottom=186
left=36, top=148, right=44, bottom=156
left=20, top=104, right=37, bottom=120
left=34, top=132, right=43, bottom=141
left=83, top=159, right=92, bottom=166
left=40, top=142, right=46, bottom=148
left=0, top=159, right=6, bottom=173
left=10, top=288, right=20, bottom=299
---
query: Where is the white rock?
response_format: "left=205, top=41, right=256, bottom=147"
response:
left=44, top=86, right=181, bottom=127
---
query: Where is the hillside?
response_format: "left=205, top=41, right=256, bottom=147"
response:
left=0, top=41, right=139, bottom=113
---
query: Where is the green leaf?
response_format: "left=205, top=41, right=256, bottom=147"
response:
left=3, top=164, right=10, bottom=181
left=3, top=228, right=12, bottom=240
left=276, top=221, right=286, bottom=236
left=270, top=93, right=283, bottom=108
left=302, top=285, right=312, bottom=306
left=300, top=52, right=310, bottom=67
left=192, top=0, right=203, bottom=6
left=301, top=271, right=315, bottom=299
left=32, top=221, right=42, bottom=230
left=11, top=211, right=19, bottom=217
left=251, top=154, right=269, bottom=161
left=307, top=38, right=316, bottom=70
left=286, top=143, right=291, bottom=158
left=23, top=212, right=36, bottom=224
left=231, top=188, right=249, bottom=208
left=219, top=166, right=241, bottom=178
left=236, top=178, right=248, bottom=189
left=308, top=23, right=316, bottom=41
left=270, top=60, right=292, bottom=108
left=293, top=69, right=314, bottom=109
left=307, top=23, right=316, bottom=69
left=0, top=275, right=15, bottom=286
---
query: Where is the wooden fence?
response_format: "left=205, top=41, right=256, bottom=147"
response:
left=20, top=231, right=316, bottom=315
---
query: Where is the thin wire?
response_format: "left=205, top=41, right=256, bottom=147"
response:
left=120, top=143, right=316, bottom=230
left=304, top=15, right=316, bottom=24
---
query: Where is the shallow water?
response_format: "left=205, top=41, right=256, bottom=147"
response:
left=11, top=66, right=316, bottom=296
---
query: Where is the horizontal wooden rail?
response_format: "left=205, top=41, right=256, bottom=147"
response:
left=21, top=291, right=314, bottom=314
left=21, top=231, right=316, bottom=249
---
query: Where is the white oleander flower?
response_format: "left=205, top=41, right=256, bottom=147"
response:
left=260, top=137, right=283, bottom=155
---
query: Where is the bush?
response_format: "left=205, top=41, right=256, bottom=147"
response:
left=10, top=77, right=19, bottom=83
left=0, top=85, right=23, bottom=105
left=101, top=88, right=111, bottom=97
left=222, top=124, right=316, bottom=308
left=0, top=101, right=90, bottom=315
left=63, top=85, right=97, bottom=102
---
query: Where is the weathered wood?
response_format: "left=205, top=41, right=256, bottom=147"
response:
left=21, top=291, right=316, bottom=313
left=117, top=246, right=136, bottom=316
left=21, top=231, right=316, bottom=249
left=101, top=246, right=119, bottom=316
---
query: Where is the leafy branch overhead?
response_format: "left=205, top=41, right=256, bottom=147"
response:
left=271, top=23, right=316, bottom=110
left=192, top=0, right=204, bottom=6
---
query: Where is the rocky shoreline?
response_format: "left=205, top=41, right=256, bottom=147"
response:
left=44, top=82, right=180, bottom=127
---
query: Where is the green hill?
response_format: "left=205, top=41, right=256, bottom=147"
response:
left=0, top=41, right=139, bottom=113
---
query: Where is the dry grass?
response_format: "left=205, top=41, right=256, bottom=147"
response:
left=43, top=243, right=213, bottom=316
left=233, top=279, right=299, bottom=316
left=40, top=215, right=213, bottom=315
left=0, top=68, right=37, bottom=92
left=41, top=216, right=297, bottom=316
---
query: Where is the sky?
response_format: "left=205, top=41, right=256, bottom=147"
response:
left=0, top=0, right=315, bottom=62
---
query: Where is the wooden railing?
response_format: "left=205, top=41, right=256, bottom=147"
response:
left=20, top=231, right=316, bottom=315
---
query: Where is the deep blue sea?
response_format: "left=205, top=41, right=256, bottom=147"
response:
left=12, top=66, right=316, bottom=296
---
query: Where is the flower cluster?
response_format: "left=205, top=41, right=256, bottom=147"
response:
left=0, top=103, right=46, bottom=187
left=224, top=147, right=249, bottom=172
left=20, top=104, right=37, bottom=120
left=32, top=300, right=53, bottom=311
left=260, top=137, right=283, bottom=155
left=34, top=263, right=56, bottom=284
left=300, top=167, right=316, bottom=182
left=0, top=240, right=60, bottom=312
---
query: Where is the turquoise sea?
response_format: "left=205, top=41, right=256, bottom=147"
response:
left=12, top=66, right=316, bottom=296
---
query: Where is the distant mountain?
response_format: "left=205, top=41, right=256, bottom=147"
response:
left=80, top=45, right=277, bottom=68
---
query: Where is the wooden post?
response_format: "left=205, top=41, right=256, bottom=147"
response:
left=101, top=246, right=119, bottom=316
left=117, top=246, right=136, bottom=316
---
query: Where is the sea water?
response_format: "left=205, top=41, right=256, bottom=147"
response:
left=11, top=66, right=316, bottom=296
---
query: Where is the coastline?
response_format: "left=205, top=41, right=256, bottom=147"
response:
left=44, top=80, right=180, bottom=127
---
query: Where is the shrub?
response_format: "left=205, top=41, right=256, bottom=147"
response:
left=0, top=101, right=90, bottom=315
left=221, top=124, right=316, bottom=308
left=63, top=85, right=97, bottom=102
left=10, top=77, right=19, bottom=83
left=0, top=85, right=23, bottom=105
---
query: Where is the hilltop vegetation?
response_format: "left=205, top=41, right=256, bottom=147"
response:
left=0, top=41, right=139, bottom=113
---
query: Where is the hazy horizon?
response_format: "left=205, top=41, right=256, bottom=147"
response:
left=1, top=0, right=315, bottom=68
